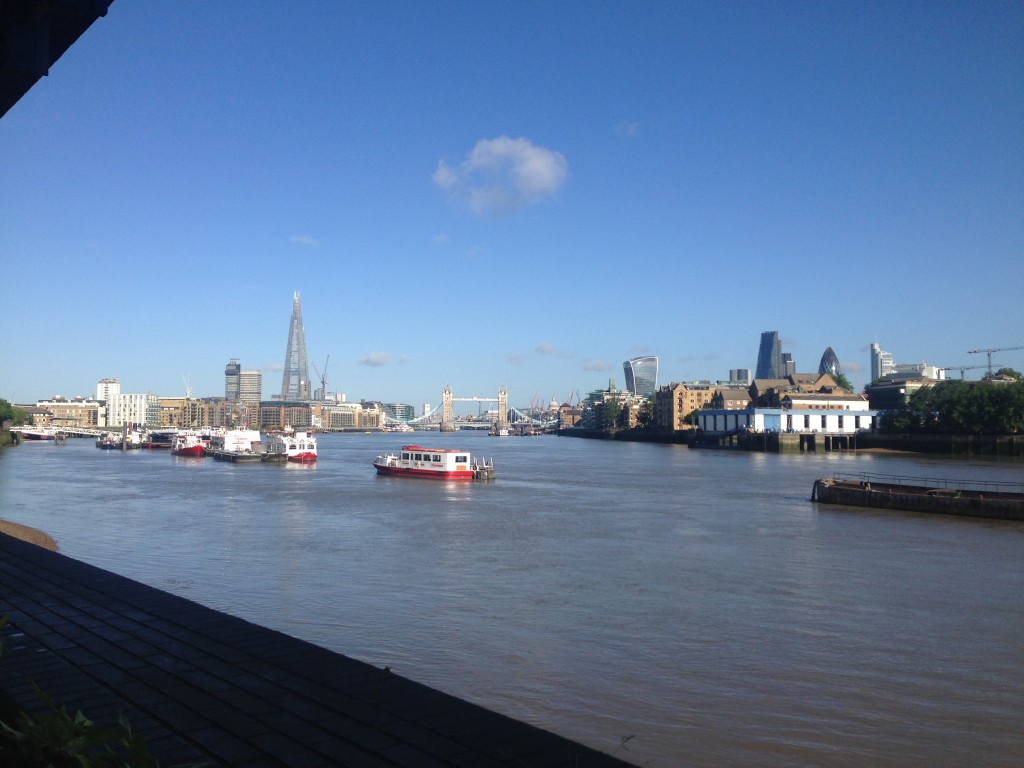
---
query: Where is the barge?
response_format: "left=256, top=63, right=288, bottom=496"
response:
left=812, top=473, right=1024, bottom=521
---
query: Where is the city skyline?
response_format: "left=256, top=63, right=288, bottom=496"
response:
left=2, top=3, right=1021, bottom=408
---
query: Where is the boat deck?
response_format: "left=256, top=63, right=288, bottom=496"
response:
left=0, top=533, right=630, bottom=767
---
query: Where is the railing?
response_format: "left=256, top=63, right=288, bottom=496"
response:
left=831, top=471, right=1024, bottom=496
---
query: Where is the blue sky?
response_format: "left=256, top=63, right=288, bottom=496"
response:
left=2, top=1, right=1022, bottom=409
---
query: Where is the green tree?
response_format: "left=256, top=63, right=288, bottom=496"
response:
left=635, top=395, right=655, bottom=430
left=880, top=378, right=1024, bottom=435
left=0, top=399, right=12, bottom=424
left=600, top=397, right=622, bottom=431
left=833, top=372, right=854, bottom=392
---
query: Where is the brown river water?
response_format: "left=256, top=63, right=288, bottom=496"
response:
left=2, top=433, right=1022, bottom=766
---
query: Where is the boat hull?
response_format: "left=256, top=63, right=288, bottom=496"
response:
left=373, top=462, right=475, bottom=480
left=171, top=445, right=207, bottom=457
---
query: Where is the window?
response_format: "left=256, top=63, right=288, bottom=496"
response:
left=432, top=454, right=441, bottom=462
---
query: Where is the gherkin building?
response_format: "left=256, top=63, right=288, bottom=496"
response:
left=818, top=346, right=841, bottom=377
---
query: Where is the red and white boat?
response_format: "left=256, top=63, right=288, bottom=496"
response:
left=373, top=445, right=494, bottom=481
left=264, top=429, right=317, bottom=463
left=14, top=427, right=58, bottom=441
left=171, top=430, right=207, bottom=457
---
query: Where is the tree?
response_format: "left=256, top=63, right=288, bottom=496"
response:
left=600, top=397, right=622, bottom=431
left=833, top=372, right=854, bottom=392
left=0, top=399, right=12, bottom=424
left=880, top=378, right=1024, bottom=435
left=635, top=396, right=655, bottom=430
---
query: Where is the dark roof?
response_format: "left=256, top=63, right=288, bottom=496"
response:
left=0, top=0, right=114, bottom=119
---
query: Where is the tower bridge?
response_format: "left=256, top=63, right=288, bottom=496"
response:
left=385, top=386, right=558, bottom=430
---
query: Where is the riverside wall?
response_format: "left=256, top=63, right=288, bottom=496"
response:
left=558, top=428, right=1022, bottom=458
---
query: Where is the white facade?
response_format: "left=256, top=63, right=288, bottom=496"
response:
left=109, top=393, right=160, bottom=428
left=698, top=407, right=878, bottom=435
left=239, top=371, right=262, bottom=403
left=95, top=378, right=120, bottom=426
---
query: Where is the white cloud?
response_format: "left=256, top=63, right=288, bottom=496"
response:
left=290, top=235, right=320, bottom=248
left=359, top=352, right=392, bottom=367
left=583, top=359, right=610, bottom=372
left=433, top=232, right=450, bottom=246
left=433, top=136, right=568, bottom=217
left=615, top=120, right=640, bottom=137
left=536, top=342, right=557, bottom=355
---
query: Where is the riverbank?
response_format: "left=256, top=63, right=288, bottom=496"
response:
left=0, top=520, right=57, bottom=551
left=558, top=427, right=1024, bottom=458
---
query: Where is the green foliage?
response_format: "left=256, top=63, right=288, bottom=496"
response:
left=600, top=397, right=622, bottom=430
left=0, top=399, right=13, bottom=424
left=635, top=396, right=654, bottom=430
left=833, top=372, right=854, bottom=392
left=880, top=378, right=1024, bottom=435
left=991, top=367, right=1022, bottom=381
left=0, top=694, right=206, bottom=767
left=0, top=618, right=201, bottom=767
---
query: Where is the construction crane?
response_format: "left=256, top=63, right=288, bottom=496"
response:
left=311, top=356, right=330, bottom=400
left=967, top=346, right=1024, bottom=375
left=940, top=365, right=989, bottom=380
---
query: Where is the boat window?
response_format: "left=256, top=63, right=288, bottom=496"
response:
left=456, top=455, right=468, bottom=463
left=432, top=454, right=441, bottom=462
left=401, top=452, right=409, bottom=460
left=414, top=453, right=422, bottom=461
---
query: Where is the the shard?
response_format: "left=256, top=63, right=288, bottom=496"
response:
left=280, top=291, right=310, bottom=401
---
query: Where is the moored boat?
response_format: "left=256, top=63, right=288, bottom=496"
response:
left=14, top=427, right=57, bottom=441
left=144, top=428, right=178, bottom=449
left=812, top=473, right=1024, bottom=521
left=171, top=430, right=208, bottom=457
left=209, top=428, right=263, bottom=461
left=264, top=429, right=317, bottom=463
left=373, top=445, right=494, bottom=481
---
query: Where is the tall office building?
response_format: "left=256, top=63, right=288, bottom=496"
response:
left=239, top=370, right=262, bottom=404
left=870, top=342, right=894, bottom=382
left=225, top=358, right=241, bottom=402
left=729, top=368, right=751, bottom=385
left=280, top=291, right=310, bottom=401
left=96, top=377, right=119, bottom=403
left=755, top=331, right=783, bottom=379
left=818, top=347, right=841, bottom=378
left=623, top=356, right=659, bottom=398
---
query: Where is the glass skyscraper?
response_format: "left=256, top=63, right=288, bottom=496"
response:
left=280, top=292, right=311, bottom=401
left=623, top=356, right=659, bottom=398
left=818, top=347, right=841, bottom=378
left=224, top=358, right=241, bottom=402
left=755, top=331, right=783, bottom=379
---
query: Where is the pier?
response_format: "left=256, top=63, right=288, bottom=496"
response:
left=0, top=533, right=630, bottom=767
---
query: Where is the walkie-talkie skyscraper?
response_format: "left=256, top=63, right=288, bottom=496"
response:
left=280, top=291, right=310, bottom=401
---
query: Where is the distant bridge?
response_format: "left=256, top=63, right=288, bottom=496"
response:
left=384, top=386, right=558, bottom=429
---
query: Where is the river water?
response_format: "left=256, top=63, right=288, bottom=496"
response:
left=1, top=434, right=1022, bottom=766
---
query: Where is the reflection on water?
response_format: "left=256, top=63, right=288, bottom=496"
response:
left=2, top=435, right=1023, bottom=766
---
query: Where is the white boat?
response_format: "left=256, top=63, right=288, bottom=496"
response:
left=264, top=429, right=317, bottom=463
left=373, top=445, right=494, bottom=481
left=209, top=429, right=263, bottom=461
left=15, top=426, right=58, bottom=441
